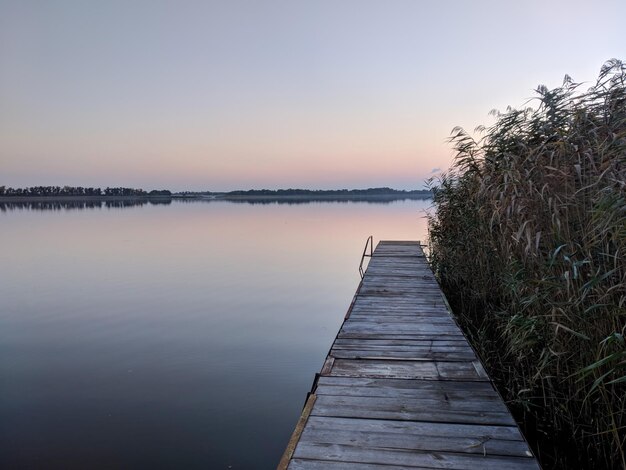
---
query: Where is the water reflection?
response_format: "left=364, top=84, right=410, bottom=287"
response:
left=0, top=199, right=431, bottom=469
left=0, top=195, right=431, bottom=211
left=0, top=198, right=173, bottom=212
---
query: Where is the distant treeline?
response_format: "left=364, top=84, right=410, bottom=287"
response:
left=225, top=187, right=431, bottom=197
left=223, top=198, right=403, bottom=206
left=1, top=186, right=430, bottom=199
left=0, top=186, right=172, bottom=197
left=174, top=187, right=432, bottom=197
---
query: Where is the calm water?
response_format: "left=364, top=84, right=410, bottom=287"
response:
left=0, top=199, right=430, bottom=469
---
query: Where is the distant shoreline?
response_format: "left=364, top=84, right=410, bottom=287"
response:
left=0, top=193, right=432, bottom=203
left=218, top=193, right=431, bottom=201
left=0, top=195, right=172, bottom=203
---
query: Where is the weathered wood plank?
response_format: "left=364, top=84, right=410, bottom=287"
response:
left=305, top=416, right=525, bottom=441
left=313, top=394, right=510, bottom=414
left=334, top=336, right=470, bottom=348
left=338, top=332, right=466, bottom=341
left=315, top=376, right=499, bottom=394
left=327, top=359, right=489, bottom=382
left=293, top=443, right=539, bottom=469
left=310, top=404, right=516, bottom=425
left=277, top=394, right=317, bottom=470
left=299, top=427, right=532, bottom=457
left=352, top=299, right=448, bottom=307
left=330, top=344, right=473, bottom=352
left=351, top=304, right=448, bottom=311
left=349, top=308, right=451, bottom=315
left=361, top=277, right=436, bottom=282
left=330, top=350, right=477, bottom=361
left=360, top=277, right=437, bottom=283
left=343, top=315, right=456, bottom=324
left=354, top=296, right=444, bottom=303
left=340, top=322, right=459, bottom=332
left=289, top=459, right=431, bottom=470
left=314, top=383, right=499, bottom=400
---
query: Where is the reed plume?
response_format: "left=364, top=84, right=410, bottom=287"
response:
left=428, top=59, right=626, bottom=469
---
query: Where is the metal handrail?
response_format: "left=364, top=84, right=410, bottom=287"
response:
left=358, top=235, right=374, bottom=279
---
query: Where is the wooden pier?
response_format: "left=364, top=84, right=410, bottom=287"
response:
left=279, top=241, right=540, bottom=469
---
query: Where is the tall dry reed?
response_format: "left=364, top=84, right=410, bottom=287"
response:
left=428, top=59, right=626, bottom=469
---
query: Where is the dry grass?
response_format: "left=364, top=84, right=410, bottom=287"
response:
left=427, top=59, right=626, bottom=469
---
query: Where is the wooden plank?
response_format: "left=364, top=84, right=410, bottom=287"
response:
left=342, top=315, right=456, bottom=324
left=314, top=383, right=499, bottom=400
left=289, top=459, right=430, bottom=470
left=333, top=338, right=471, bottom=347
left=293, top=443, right=539, bottom=469
left=310, top=405, right=516, bottom=426
left=357, top=288, right=442, bottom=293
left=277, top=394, right=317, bottom=470
left=329, top=350, right=477, bottom=361
left=332, top=339, right=469, bottom=347
left=363, top=270, right=432, bottom=277
left=361, top=279, right=440, bottom=287
left=358, top=291, right=443, bottom=307
left=340, top=326, right=461, bottom=336
left=299, top=427, right=532, bottom=457
left=321, top=357, right=335, bottom=375
left=360, top=276, right=436, bottom=282
left=315, top=376, right=500, bottom=394
left=304, top=416, right=525, bottom=441
left=354, top=296, right=444, bottom=303
left=350, top=300, right=451, bottom=307
left=349, top=306, right=450, bottom=312
left=327, top=353, right=477, bottom=362
left=352, top=302, right=446, bottom=308
left=340, top=321, right=459, bottom=331
left=338, top=333, right=466, bottom=341
left=347, top=316, right=455, bottom=323
left=351, top=305, right=448, bottom=311
left=354, top=296, right=445, bottom=302
left=330, top=344, right=473, bottom=353
left=349, top=307, right=451, bottom=314
left=311, top=394, right=509, bottom=415
left=328, top=359, right=489, bottom=381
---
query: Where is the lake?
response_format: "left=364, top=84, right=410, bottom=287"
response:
left=0, top=199, right=431, bottom=469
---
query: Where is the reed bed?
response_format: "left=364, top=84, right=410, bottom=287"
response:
left=427, top=59, right=626, bottom=469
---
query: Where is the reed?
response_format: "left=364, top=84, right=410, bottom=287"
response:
left=427, top=59, right=626, bottom=469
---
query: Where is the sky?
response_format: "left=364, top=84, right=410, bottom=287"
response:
left=1, top=0, right=625, bottom=191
